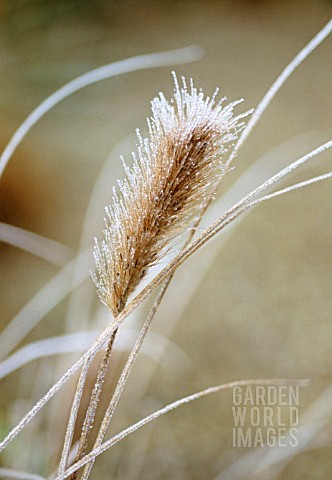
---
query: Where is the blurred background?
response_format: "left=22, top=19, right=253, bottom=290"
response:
left=0, top=1, right=332, bottom=479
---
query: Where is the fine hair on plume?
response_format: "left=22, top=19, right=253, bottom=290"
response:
left=92, top=72, right=250, bottom=317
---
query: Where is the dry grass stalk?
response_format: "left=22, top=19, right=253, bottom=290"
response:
left=70, top=330, right=117, bottom=480
left=58, top=379, right=310, bottom=479
left=80, top=74, right=248, bottom=475
left=70, top=74, right=248, bottom=478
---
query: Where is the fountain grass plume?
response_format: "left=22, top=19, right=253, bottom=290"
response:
left=91, top=72, right=250, bottom=316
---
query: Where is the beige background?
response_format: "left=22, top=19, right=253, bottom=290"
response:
left=0, top=1, right=332, bottom=478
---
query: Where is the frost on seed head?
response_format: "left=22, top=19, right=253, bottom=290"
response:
left=91, top=72, right=250, bottom=316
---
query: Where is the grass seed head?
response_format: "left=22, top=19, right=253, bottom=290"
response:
left=92, top=72, right=249, bottom=316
